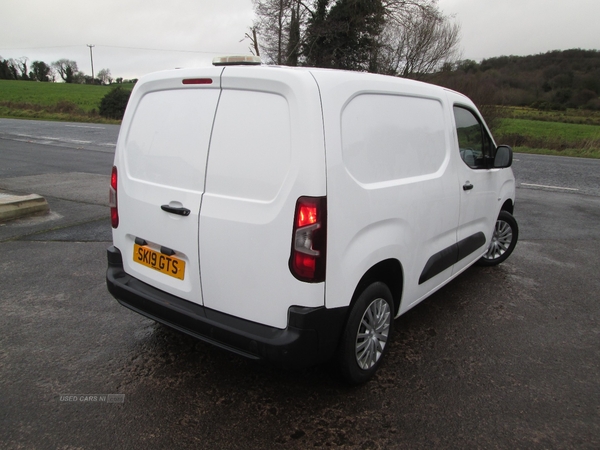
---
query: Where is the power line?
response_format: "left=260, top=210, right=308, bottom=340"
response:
left=0, top=45, right=81, bottom=50
left=98, top=44, right=230, bottom=54
left=0, top=44, right=234, bottom=54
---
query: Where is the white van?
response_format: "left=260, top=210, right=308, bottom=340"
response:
left=106, top=59, right=518, bottom=383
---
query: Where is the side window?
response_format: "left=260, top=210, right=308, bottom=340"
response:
left=453, top=106, right=493, bottom=169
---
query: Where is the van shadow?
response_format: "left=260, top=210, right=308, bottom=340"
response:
left=111, top=263, right=515, bottom=446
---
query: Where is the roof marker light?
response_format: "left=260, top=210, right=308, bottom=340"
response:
left=212, top=55, right=262, bottom=66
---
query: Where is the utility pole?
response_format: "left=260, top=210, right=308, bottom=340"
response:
left=87, top=44, right=95, bottom=83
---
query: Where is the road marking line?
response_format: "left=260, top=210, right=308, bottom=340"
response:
left=65, top=125, right=105, bottom=129
left=521, top=183, right=579, bottom=191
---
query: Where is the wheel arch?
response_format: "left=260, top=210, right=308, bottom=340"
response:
left=349, top=259, right=403, bottom=318
left=501, top=198, right=514, bottom=215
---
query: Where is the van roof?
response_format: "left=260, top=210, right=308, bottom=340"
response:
left=136, top=64, right=470, bottom=102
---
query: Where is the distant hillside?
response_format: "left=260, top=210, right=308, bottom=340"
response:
left=428, top=49, right=600, bottom=112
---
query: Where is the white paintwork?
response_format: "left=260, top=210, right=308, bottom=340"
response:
left=447, top=91, right=516, bottom=275
left=113, top=64, right=515, bottom=330
left=312, top=71, right=461, bottom=314
left=199, top=69, right=326, bottom=328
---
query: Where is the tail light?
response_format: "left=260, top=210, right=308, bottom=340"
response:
left=289, top=196, right=326, bottom=282
left=110, top=166, right=119, bottom=228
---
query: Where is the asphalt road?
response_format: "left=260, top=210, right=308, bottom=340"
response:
left=1, top=119, right=599, bottom=449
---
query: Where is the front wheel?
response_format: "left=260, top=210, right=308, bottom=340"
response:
left=478, top=210, right=519, bottom=266
left=337, top=282, right=394, bottom=384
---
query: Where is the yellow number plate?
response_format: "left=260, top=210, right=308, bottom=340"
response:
left=133, top=244, right=185, bottom=280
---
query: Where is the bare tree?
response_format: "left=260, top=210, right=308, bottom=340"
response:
left=14, top=57, right=30, bottom=80
left=252, top=0, right=311, bottom=65
left=97, top=68, right=113, bottom=85
left=244, top=27, right=261, bottom=56
left=377, top=2, right=461, bottom=79
left=52, top=59, right=79, bottom=83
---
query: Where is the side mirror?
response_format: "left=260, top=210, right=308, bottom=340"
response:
left=493, top=145, right=513, bottom=168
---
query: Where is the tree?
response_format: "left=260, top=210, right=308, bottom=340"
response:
left=0, top=57, right=17, bottom=79
left=3, top=58, right=20, bottom=79
left=52, top=59, right=79, bottom=83
left=252, top=0, right=310, bottom=65
left=14, top=57, right=29, bottom=80
left=0, top=57, right=37, bottom=80
left=299, top=0, right=328, bottom=67
left=29, top=61, right=53, bottom=82
left=80, top=74, right=94, bottom=84
left=97, top=68, right=113, bottom=85
left=304, top=0, right=385, bottom=71
left=251, top=0, right=460, bottom=77
left=376, top=2, right=461, bottom=78
left=0, top=57, right=30, bottom=80
left=244, top=27, right=261, bottom=56
left=253, top=0, right=385, bottom=68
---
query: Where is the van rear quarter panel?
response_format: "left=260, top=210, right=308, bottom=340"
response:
left=312, top=71, right=461, bottom=315
left=199, top=67, right=327, bottom=329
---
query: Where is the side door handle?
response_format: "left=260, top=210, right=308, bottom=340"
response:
left=161, top=205, right=191, bottom=216
left=463, top=182, right=474, bottom=191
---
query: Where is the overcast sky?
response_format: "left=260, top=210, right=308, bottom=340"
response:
left=0, top=0, right=598, bottom=80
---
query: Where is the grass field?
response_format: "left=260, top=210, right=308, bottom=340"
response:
left=493, top=111, right=600, bottom=158
left=1, top=80, right=599, bottom=158
left=0, top=79, right=134, bottom=123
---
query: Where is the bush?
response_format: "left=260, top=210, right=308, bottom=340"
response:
left=585, top=98, right=600, bottom=111
left=530, top=101, right=566, bottom=111
left=99, top=86, right=131, bottom=120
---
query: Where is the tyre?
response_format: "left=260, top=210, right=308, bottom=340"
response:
left=338, top=282, right=394, bottom=384
left=477, top=210, right=519, bottom=266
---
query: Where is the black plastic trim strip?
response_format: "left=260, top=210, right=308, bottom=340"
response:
left=457, top=232, right=486, bottom=262
left=419, top=232, right=486, bottom=284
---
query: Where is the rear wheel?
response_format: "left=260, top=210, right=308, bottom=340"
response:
left=478, top=210, right=518, bottom=266
left=338, top=282, right=394, bottom=384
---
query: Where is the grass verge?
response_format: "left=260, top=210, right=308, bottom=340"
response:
left=0, top=103, right=120, bottom=124
left=0, top=79, right=132, bottom=124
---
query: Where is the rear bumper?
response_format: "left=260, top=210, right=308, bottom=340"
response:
left=106, top=246, right=347, bottom=369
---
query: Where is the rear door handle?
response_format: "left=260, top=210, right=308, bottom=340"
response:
left=161, top=205, right=191, bottom=216
left=463, top=182, right=474, bottom=191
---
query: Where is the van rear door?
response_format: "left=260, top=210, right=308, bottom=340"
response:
left=113, top=69, right=223, bottom=305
